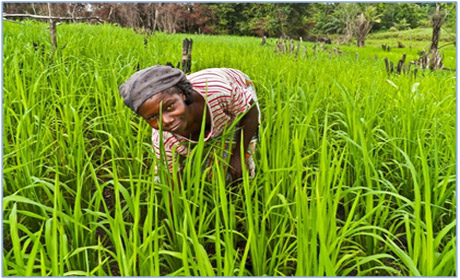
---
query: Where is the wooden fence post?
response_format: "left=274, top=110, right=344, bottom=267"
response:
left=47, top=3, right=57, bottom=49
left=182, top=38, right=193, bottom=74
left=49, top=20, right=57, bottom=49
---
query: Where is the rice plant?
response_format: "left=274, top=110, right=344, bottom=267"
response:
left=2, top=21, right=456, bottom=276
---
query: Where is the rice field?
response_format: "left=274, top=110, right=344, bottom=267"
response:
left=2, top=21, right=456, bottom=276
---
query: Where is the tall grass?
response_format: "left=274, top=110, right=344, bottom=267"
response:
left=2, top=21, right=456, bottom=276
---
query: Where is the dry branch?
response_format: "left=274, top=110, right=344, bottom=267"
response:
left=3, top=13, right=103, bottom=22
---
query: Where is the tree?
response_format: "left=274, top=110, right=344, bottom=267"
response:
left=392, top=18, right=410, bottom=31
left=181, top=4, right=216, bottom=34
left=208, top=3, right=249, bottom=35
left=430, top=4, right=443, bottom=54
left=332, top=3, right=360, bottom=45
left=354, top=5, right=381, bottom=47
left=280, top=3, right=317, bottom=38
left=246, top=4, right=278, bottom=37
left=376, top=3, right=424, bottom=31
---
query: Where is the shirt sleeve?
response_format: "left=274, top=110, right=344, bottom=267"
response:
left=224, top=69, right=257, bottom=116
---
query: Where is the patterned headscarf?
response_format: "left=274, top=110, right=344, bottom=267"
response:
left=119, top=65, right=188, bottom=113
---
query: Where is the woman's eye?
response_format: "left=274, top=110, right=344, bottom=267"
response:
left=166, top=103, right=174, bottom=110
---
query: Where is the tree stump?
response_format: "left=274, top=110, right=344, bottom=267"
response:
left=396, top=53, right=406, bottom=74
left=384, top=57, right=390, bottom=74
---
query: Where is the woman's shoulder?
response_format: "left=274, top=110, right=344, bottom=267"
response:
left=188, top=68, right=245, bottom=80
left=188, top=68, right=225, bottom=80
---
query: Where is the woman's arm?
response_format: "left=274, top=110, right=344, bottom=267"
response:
left=229, top=101, right=259, bottom=181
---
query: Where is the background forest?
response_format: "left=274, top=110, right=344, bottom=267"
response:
left=3, top=2, right=457, bottom=42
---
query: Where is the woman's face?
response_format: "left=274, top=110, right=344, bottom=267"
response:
left=138, top=88, right=192, bottom=137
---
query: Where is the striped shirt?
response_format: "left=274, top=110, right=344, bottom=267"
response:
left=151, top=68, right=258, bottom=173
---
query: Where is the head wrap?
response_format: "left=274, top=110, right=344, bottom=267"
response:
left=119, top=65, right=188, bottom=113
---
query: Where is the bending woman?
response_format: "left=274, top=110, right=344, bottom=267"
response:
left=119, top=65, right=260, bottom=185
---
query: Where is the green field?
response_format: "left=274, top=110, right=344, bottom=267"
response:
left=2, top=21, right=456, bottom=276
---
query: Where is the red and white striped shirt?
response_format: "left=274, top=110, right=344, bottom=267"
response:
left=151, top=68, right=258, bottom=173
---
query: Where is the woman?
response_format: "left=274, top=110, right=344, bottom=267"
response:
left=119, top=65, right=260, bottom=185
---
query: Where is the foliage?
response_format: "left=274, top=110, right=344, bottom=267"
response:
left=312, top=3, right=381, bottom=46
left=375, top=3, right=426, bottom=31
left=3, top=3, right=454, bottom=38
left=368, top=27, right=455, bottom=43
left=393, top=19, right=411, bottom=31
left=2, top=21, right=456, bottom=276
left=316, top=3, right=360, bottom=44
left=207, top=3, right=318, bottom=38
left=314, top=3, right=356, bottom=36
left=355, top=5, right=382, bottom=47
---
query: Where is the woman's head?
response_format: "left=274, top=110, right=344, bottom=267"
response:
left=118, top=65, right=193, bottom=113
left=137, top=87, right=191, bottom=135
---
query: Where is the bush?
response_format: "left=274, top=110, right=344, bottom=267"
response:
left=393, top=19, right=411, bottom=31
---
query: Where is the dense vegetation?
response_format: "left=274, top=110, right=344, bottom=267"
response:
left=3, top=3, right=456, bottom=40
left=2, top=20, right=456, bottom=276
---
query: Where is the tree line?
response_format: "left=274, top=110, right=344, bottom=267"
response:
left=3, top=2, right=456, bottom=43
